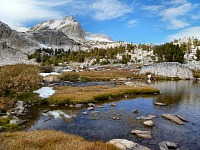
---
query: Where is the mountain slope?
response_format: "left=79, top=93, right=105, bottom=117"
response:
left=30, top=16, right=113, bottom=42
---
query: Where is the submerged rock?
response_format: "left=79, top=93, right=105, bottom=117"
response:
left=107, top=139, right=151, bottom=150
left=131, top=130, right=152, bottom=139
left=158, top=141, right=179, bottom=150
left=87, top=107, right=94, bottom=111
left=111, top=103, right=117, bottom=107
left=82, top=112, right=88, bottom=115
left=154, top=102, right=167, bottom=106
left=140, top=62, right=193, bottom=79
left=162, top=114, right=187, bottom=125
left=137, top=115, right=156, bottom=120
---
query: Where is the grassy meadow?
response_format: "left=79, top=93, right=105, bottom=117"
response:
left=47, top=85, right=159, bottom=105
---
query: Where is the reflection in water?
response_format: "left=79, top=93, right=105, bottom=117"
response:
left=28, top=81, right=200, bottom=150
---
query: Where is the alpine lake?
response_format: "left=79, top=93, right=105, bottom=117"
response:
left=24, top=80, right=200, bottom=150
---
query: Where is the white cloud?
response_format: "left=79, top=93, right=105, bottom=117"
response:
left=164, top=0, right=188, bottom=5
left=168, top=26, right=200, bottom=40
left=0, top=0, right=69, bottom=28
left=142, top=5, right=163, bottom=13
left=192, top=12, right=200, bottom=20
left=167, top=19, right=190, bottom=29
left=160, top=3, right=192, bottom=21
left=91, top=0, right=132, bottom=21
left=127, top=19, right=139, bottom=27
left=143, top=1, right=196, bottom=30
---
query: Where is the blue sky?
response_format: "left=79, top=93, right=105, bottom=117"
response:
left=0, top=0, right=200, bottom=44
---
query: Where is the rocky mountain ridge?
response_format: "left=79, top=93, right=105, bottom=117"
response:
left=29, top=16, right=113, bottom=42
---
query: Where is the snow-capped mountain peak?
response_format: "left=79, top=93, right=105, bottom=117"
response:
left=30, top=16, right=113, bottom=42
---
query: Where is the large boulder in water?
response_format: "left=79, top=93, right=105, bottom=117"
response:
left=140, top=62, right=193, bottom=79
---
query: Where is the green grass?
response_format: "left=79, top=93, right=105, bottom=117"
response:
left=0, top=118, right=19, bottom=131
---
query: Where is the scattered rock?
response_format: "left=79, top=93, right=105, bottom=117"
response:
left=69, top=104, right=74, bottom=107
left=154, top=102, right=167, bottom=106
left=82, top=112, right=88, bottom=115
left=43, top=110, right=49, bottom=113
left=107, top=139, right=151, bottom=150
left=112, top=116, right=120, bottom=120
left=137, top=115, right=156, bottom=120
left=131, top=130, right=152, bottom=139
left=125, top=82, right=136, bottom=86
left=87, top=107, right=94, bottom=111
left=9, top=119, right=27, bottom=125
left=75, top=104, right=83, bottom=108
left=97, top=105, right=104, bottom=108
left=65, top=104, right=68, bottom=107
left=143, top=120, right=154, bottom=127
left=158, top=141, right=179, bottom=150
left=162, top=114, right=185, bottom=125
left=91, top=111, right=99, bottom=114
left=133, top=110, right=139, bottom=114
left=88, top=103, right=95, bottom=107
left=111, top=103, right=117, bottom=107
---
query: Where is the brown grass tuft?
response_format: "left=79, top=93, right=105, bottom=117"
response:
left=0, top=130, right=119, bottom=150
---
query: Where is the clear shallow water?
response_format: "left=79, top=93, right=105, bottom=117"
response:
left=28, top=80, right=200, bottom=150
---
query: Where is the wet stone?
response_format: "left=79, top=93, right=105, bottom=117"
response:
left=88, top=103, right=95, bottom=107
left=158, top=141, right=179, bottom=150
left=43, top=110, right=49, bottom=113
left=111, top=103, right=117, bottom=107
left=133, top=110, right=139, bottom=114
left=87, top=107, right=94, bottom=111
left=82, top=112, right=88, bottom=115
left=143, top=120, right=154, bottom=127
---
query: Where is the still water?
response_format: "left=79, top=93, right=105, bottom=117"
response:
left=28, top=80, right=200, bottom=150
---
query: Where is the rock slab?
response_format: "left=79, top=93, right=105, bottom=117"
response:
left=162, top=114, right=187, bottom=125
left=131, top=130, right=152, bottom=139
left=140, top=62, right=193, bottom=79
left=107, top=139, right=151, bottom=150
left=158, top=141, right=179, bottom=150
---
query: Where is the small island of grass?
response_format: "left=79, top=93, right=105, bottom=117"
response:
left=47, top=85, right=159, bottom=105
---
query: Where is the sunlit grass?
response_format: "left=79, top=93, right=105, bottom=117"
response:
left=0, top=130, right=119, bottom=150
left=47, top=85, right=159, bottom=105
left=59, top=69, right=143, bottom=82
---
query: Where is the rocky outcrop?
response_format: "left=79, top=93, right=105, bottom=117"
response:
left=140, top=62, right=194, bottom=79
left=107, top=139, right=151, bottom=150
left=0, top=21, right=12, bottom=38
left=30, top=30, right=77, bottom=46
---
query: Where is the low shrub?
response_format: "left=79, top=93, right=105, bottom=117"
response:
left=39, top=66, right=54, bottom=73
left=0, top=64, right=42, bottom=97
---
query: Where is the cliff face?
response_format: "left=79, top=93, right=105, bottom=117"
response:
left=140, top=62, right=194, bottom=79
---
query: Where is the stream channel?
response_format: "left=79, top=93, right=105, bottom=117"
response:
left=26, top=80, right=200, bottom=150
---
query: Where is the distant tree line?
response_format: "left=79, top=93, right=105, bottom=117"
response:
left=153, top=42, right=185, bottom=63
